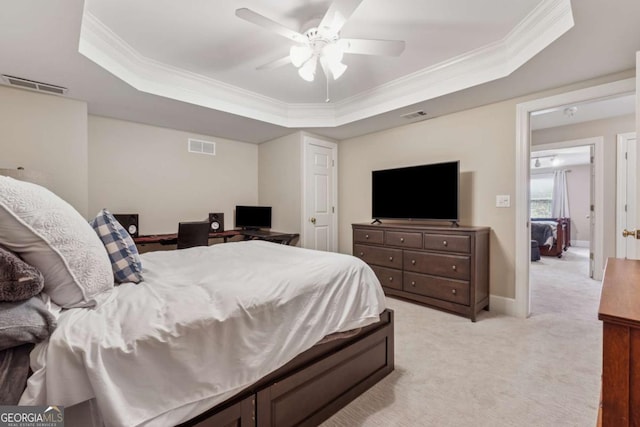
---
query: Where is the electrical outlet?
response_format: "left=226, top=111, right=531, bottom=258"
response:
left=496, top=195, right=511, bottom=208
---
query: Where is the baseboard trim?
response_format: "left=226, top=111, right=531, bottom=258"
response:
left=489, top=295, right=518, bottom=317
left=571, top=240, right=589, bottom=248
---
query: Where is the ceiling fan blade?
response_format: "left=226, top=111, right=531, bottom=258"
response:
left=235, top=8, right=307, bottom=43
left=319, top=0, right=365, bottom=35
left=256, top=56, right=292, bottom=71
left=341, top=38, right=406, bottom=56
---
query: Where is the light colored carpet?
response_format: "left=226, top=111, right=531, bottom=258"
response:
left=322, top=247, right=602, bottom=427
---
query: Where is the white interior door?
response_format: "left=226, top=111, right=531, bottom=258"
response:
left=617, top=133, right=637, bottom=259
left=589, top=145, right=595, bottom=277
left=302, top=136, right=337, bottom=251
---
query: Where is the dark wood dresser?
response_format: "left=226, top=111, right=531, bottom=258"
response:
left=353, top=223, right=490, bottom=321
left=598, top=258, right=640, bottom=426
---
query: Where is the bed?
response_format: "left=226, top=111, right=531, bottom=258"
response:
left=530, top=217, right=570, bottom=258
left=0, top=176, right=394, bottom=427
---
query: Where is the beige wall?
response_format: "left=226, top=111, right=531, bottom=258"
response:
left=0, top=86, right=89, bottom=216
left=258, top=132, right=302, bottom=234
left=339, top=100, right=517, bottom=298
left=88, top=116, right=258, bottom=234
left=336, top=71, right=635, bottom=301
left=532, top=114, right=635, bottom=259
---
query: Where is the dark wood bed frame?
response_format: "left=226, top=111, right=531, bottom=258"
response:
left=532, top=217, right=570, bottom=258
left=177, top=309, right=395, bottom=427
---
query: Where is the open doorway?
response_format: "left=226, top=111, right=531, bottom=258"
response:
left=529, top=144, right=594, bottom=304
left=514, top=78, right=636, bottom=318
left=529, top=144, right=593, bottom=271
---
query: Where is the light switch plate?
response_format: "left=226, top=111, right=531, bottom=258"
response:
left=496, top=195, right=511, bottom=208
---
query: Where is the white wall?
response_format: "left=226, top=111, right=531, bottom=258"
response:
left=532, top=114, right=635, bottom=260
left=0, top=86, right=89, bottom=216
left=88, top=116, right=258, bottom=234
left=258, top=132, right=302, bottom=234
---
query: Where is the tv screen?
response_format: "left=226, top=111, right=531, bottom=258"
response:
left=372, top=161, right=459, bottom=221
left=235, top=205, right=272, bottom=229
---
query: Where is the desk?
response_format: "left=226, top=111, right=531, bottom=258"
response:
left=134, top=230, right=239, bottom=245
left=134, top=229, right=299, bottom=249
left=239, top=230, right=299, bottom=245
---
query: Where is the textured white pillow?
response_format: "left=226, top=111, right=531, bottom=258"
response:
left=0, top=176, right=114, bottom=308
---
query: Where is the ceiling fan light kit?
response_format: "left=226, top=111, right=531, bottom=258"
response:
left=289, top=36, right=347, bottom=82
left=235, top=0, right=405, bottom=84
left=299, top=56, right=318, bottom=82
left=290, top=45, right=313, bottom=67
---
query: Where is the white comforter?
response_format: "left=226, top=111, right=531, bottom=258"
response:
left=20, top=241, right=386, bottom=427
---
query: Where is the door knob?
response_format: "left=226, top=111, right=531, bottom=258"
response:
left=622, top=229, right=639, bottom=239
left=310, top=217, right=316, bottom=224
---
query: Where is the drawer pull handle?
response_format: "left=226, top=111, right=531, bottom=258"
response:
left=410, top=281, right=416, bottom=287
left=443, top=240, right=448, bottom=246
left=400, top=237, right=405, bottom=243
left=452, top=289, right=457, bottom=295
left=411, top=259, right=416, bottom=265
left=359, top=252, right=364, bottom=256
left=365, top=234, right=369, bottom=239
left=389, top=256, right=394, bottom=261
left=388, top=277, right=393, bottom=282
left=452, top=265, right=457, bottom=271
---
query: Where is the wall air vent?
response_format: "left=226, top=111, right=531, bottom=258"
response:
left=1, top=75, right=67, bottom=95
left=401, top=110, right=428, bottom=120
left=188, top=138, right=216, bottom=156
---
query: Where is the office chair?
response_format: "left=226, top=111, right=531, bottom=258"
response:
left=176, top=221, right=210, bottom=249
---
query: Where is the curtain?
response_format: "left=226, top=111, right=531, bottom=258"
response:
left=551, top=169, right=570, bottom=218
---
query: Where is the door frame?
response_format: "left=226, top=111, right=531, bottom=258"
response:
left=616, top=132, right=637, bottom=258
left=531, top=137, right=604, bottom=278
left=515, top=77, right=635, bottom=318
left=300, top=135, right=338, bottom=251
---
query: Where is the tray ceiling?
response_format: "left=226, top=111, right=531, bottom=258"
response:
left=79, top=0, right=574, bottom=128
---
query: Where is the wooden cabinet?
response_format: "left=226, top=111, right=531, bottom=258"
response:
left=598, top=258, right=640, bottom=427
left=353, top=223, right=489, bottom=321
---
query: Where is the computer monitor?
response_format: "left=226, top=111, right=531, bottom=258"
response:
left=235, top=206, right=272, bottom=230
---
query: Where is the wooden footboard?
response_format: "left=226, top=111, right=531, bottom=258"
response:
left=536, top=218, right=570, bottom=258
left=180, top=309, right=394, bottom=427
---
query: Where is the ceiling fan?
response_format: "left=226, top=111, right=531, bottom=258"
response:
left=235, top=0, right=406, bottom=82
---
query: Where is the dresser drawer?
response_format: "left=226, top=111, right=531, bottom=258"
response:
left=353, top=229, right=384, bottom=244
left=370, top=265, right=402, bottom=290
left=385, top=231, right=422, bottom=248
left=404, top=272, right=470, bottom=305
left=423, top=234, right=471, bottom=253
left=354, top=244, right=402, bottom=269
left=403, top=250, right=470, bottom=280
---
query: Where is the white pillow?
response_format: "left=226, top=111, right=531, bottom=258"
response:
left=0, top=176, right=114, bottom=308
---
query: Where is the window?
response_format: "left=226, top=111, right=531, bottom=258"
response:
left=530, top=173, right=553, bottom=217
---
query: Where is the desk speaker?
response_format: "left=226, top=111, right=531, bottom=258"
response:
left=208, top=213, right=224, bottom=232
left=114, top=214, right=139, bottom=238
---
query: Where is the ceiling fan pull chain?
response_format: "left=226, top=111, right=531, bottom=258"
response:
left=325, top=74, right=330, bottom=103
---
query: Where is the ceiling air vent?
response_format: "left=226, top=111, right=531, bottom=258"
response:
left=1, top=75, right=67, bottom=95
left=401, top=110, right=428, bottom=120
left=188, top=138, right=216, bottom=156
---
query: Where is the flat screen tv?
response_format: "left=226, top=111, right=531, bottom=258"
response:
left=372, top=161, right=459, bottom=223
left=235, top=205, right=272, bottom=229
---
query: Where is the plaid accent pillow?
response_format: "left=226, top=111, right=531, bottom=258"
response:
left=90, top=209, right=143, bottom=284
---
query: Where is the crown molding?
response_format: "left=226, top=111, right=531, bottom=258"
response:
left=78, top=0, right=573, bottom=128
left=333, top=0, right=574, bottom=125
